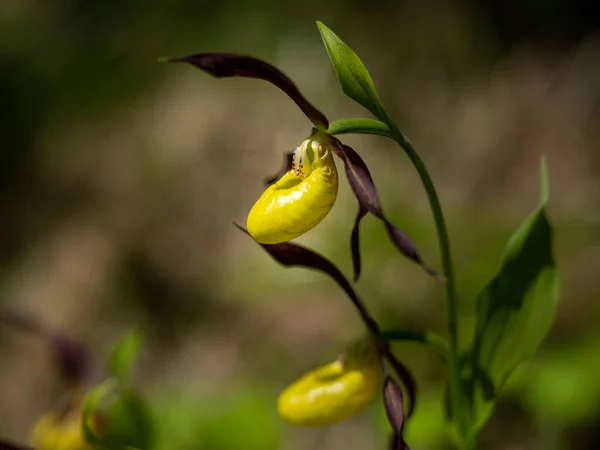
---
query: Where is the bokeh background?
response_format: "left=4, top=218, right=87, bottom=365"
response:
left=1, top=0, right=600, bottom=449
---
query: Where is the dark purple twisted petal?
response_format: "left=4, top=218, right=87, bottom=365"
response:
left=384, top=351, right=417, bottom=417
left=166, top=53, right=329, bottom=129
left=234, top=223, right=379, bottom=335
left=384, top=376, right=409, bottom=450
left=389, top=433, right=411, bottom=450
left=350, top=206, right=368, bottom=281
left=331, top=142, right=382, bottom=217
left=265, top=151, right=294, bottom=186
left=332, top=140, right=441, bottom=280
left=0, top=309, right=90, bottom=385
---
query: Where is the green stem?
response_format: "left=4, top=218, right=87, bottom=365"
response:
left=329, top=118, right=466, bottom=440
left=379, top=329, right=450, bottom=360
left=385, top=122, right=458, bottom=346
left=329, top=119, right=457, bottom=346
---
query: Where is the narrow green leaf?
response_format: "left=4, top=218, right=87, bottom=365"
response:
left=107, top=329, right=144, bottom=383
left=467, top=166, right=559, bottom=431
left=317, top=22, right=387, bottom=121
left=328, top=118, right=393, bottom=138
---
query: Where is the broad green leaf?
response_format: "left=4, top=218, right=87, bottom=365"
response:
left=107, top=329, right=144, bottom=383
left=317, top=22, right=387, bottom=122
left=467, top=159, right=559, bottom=431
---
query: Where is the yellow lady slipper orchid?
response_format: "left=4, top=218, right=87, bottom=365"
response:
left=247, top=131, right=338, bottom=244
left=29, top=409, right=93, bottom=450
left=277, top=339, right=382, bottom=426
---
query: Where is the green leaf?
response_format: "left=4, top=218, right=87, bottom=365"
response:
left=107, top=329, right=144, bottom=383
left=467, top=159, right=559, bottom=432
left=327, top=118, right=393, bottom=138
left=317, top=22, right=387, bottom=122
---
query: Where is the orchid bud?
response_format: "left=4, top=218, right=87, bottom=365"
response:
left=277, top=339, right=381, bottom=426
left=247, top=131, right=338, bottom=244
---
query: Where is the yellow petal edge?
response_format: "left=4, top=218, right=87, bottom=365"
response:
left=247, top=132, right=338, bottom=244
left=277, top=339, right=382, bottom=426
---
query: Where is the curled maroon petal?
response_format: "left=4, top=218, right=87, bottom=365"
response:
left=332, top=140, right=441, bottom=280
left=165, top=53, right=329, bottom=129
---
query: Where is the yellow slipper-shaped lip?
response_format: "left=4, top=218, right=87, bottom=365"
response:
left=247, top=132, right=338, bottom=244
left=277, top=339, right=381, bottom=426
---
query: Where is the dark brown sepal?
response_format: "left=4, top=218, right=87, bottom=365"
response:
left=166, top=53, right=329, bottom=129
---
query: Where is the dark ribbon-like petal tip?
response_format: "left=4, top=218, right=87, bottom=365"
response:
left=423, top=265, right=446, bottom=282
left=351, top=207, right=368, bottom=281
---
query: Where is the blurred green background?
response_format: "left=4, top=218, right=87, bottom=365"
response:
left=1, top=0, right=600, bottom=449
